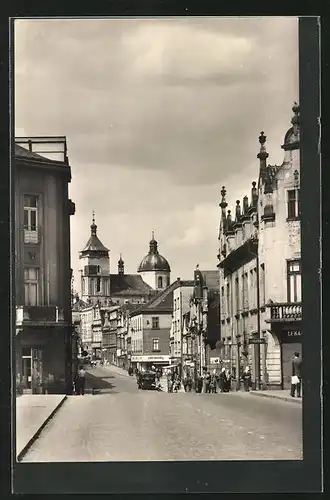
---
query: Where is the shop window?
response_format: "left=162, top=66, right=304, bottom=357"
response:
left=24, top=268, right=39, bottom=306
left=287, top=189, right=300, bottom=219
left=152, top=316, right=159, bottom=329
left=287, top=260, right=302, bottom=303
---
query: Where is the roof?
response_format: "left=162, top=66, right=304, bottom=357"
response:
left=137, top=237, right=171, bottom=272
left=72, top=298, right=89, bottom=312
left=80, top=234, right=109, bottom=254
left=130, top=280, right=181, bottom=316
left=110, top=274, right=153, bottom=296
left=15, top=144, right=53, bottom=161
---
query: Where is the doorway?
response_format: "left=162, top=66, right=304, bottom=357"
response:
left=281, top=342, right=302, bottom=389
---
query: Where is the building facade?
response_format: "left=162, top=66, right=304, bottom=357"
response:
left=14, top=136, right=75, bottom=394
left=169, top=279, right=194, bottom=365
left=217, top=103, right=302, bottom=390
left=128, top=281, right=178, bottom=370
left=79, top=215, right=111, bottom=305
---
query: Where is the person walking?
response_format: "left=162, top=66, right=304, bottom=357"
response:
left=219, top=367, right=226, bottom=392
left=210, top=370, right=217, bottom=394
left=223, top=368, right=231, bottom=392
left=291, top=351, right=302, bottom=397
left=76, top=365, right=86, bottom=395
left=242, top=366, right=252, bottom=392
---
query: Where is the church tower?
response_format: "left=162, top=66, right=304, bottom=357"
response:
left=137, top=232, right=171, bottom=290
left=79, top=213, right=110, bottom=304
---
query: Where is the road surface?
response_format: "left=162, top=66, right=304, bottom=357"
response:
left=22, top=364, right=303, bottom=462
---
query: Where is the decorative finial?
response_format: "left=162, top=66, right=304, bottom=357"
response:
left=221, top=186, right=226, bottom=198
left=259, top=131, right=266, bottom=145
left=152, top=230, right=155, bottom=240
left=90, top=210, right=97, bottom=235
left=291, top=102, right=300, bottom=126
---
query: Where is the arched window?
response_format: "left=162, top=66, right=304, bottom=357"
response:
left=158, top=276, right=163, bottom=288
left=166, top=276, right=170, bottom=287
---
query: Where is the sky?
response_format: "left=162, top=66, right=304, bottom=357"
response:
left=14, top=17, right=299, bottom=292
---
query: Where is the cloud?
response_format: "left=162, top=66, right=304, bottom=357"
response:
left=14, top=17, right=299, bottom=288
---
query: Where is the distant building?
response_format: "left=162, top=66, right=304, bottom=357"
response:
left=183, top=268, right=220, bottom=379
left=14, top=136, right=75, bottom=394
left=128, top=281, right=179, bottom=371
left=79, top=215, right=111, bottom=305
left=110, top=255, right=156, bottom=305
left=218, top=103, right=301, bottom=390
left=137, top=233, right=171, bottom=290
left=169, top=278, right=194, bottom=365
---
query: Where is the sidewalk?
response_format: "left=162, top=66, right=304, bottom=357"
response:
left=16, top=394, right=67, bottom=460
left=249, top=389, right=302, bottom=404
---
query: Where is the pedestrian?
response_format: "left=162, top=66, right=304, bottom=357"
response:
left=210, top=370, right=217, bottom=394
left=242, top=366, right=252, bottom=392
left=219, top=367, right=226, bottom=392
left=205, top=371, right=212, bottom=393
left=223, top=368, right=231, bottom=392
left=77, top=365, right=86, bottom=395
left=291, top=352, right=302, bottom=397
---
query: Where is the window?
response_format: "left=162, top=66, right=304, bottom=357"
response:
left=260, top=264, right=266, bottom=306
left=242, top=273, right=249, bottom=310
left=152, top=338, right=159, bottom=351
left=24, top=195, right=39, bottom=243
left=226, top=283, right=230, bottom=317
left=152, top=316, right=159, bottom=329
left=24, top=268, right=39, bottom=306
left=235, top=276, right=239, bottom=313
left=166, top=276, right=170, bottom=287
left=158, top=276, right=163, bottom=288
left=287, top=189, right=300, bottom=219
left=287, top=260, right=302, bottom=303
left=96, top=277, right=101, bottom=292
left=221, top=286, right=225, bottom=319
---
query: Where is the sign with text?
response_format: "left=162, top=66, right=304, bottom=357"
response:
left=131, top=355, right=170, bottom=363
left=249, top=338, right=266, bottom=345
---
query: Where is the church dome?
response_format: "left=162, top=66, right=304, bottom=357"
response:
left=138, top=234, right=171, bottom=273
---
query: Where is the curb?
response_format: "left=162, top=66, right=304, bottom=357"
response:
left=17, top=396, right=67, bottom=462
left=250, top=391, right=302, bottom=404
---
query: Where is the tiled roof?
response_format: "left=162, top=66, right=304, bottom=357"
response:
left=80, top=235, right=109, bottom=254
left=130, top=280, right=180, bottom=315
left=72, top=298, right=89, bottom=311
left=110, top=274, right=153, bottom=296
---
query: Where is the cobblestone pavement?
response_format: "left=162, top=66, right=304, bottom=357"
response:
left=22, top=365, right=302, bottom=462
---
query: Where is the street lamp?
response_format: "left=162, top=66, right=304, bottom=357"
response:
left=250, top=232, right=267, bottom=390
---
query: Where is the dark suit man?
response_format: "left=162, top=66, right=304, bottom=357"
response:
left=291, top=352, right=302, bottom=397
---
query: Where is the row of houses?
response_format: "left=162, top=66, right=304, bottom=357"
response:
left=73, top=102, right=302, bottom=391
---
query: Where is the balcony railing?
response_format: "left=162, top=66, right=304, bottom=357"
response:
left=16, top=305, right=67, bottom=329
left=23, top=226, right=41, bottom=244
left=267, top=302, right=302, bottom=322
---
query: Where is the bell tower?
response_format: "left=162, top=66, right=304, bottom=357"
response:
left=79, top=212, right=111, bottom=304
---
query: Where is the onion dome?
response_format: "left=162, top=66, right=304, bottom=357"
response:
left=79, top=212, right=109, bottom=258
left=138, top=232, right=171, bottom=272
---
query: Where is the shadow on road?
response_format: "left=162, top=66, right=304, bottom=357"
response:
left=84, top=371, right=119, bottom=394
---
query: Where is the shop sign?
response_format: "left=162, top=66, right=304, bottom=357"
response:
left=131, top=355, right=170, bottom=362
left=210, top=357, right=220, bottom=364
left=249, top=338, right=266, bottom=344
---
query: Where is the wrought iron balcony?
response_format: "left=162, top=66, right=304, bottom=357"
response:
left=266, top=302, right=302, bottom=322
left=16, top=305, right=67, bottom=330
left=23, top=226, right=42, bottom=244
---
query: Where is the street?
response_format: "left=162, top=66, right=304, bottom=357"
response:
left=22, top=365, right=303, bottom=462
